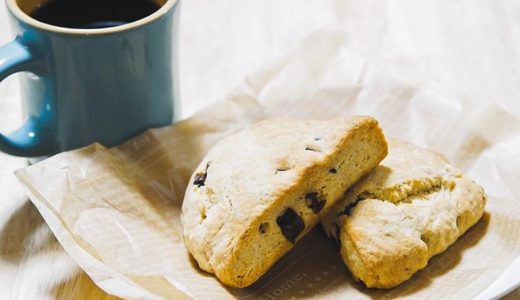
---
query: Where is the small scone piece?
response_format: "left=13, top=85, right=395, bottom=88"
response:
left=322, top=140, right=487, bottom=289
left=182, top=117, right=388, bottom=288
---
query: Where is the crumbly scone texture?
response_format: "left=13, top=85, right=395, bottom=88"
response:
left=181, top=117, right=388, bottom=288
left=322, top=140, right=487, bottom=289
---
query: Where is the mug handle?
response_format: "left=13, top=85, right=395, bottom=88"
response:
left=0, top=38, right=51, bottom=157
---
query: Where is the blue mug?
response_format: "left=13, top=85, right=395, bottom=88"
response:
left=0, top=0, right=179, bottom=157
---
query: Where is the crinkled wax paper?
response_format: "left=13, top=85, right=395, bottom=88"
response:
left=16, top=31, right=520, bottom=299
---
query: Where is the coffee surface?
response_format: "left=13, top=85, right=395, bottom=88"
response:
left=30, top=0, right=161, bottom=29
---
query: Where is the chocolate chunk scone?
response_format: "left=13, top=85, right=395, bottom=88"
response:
left=181, top=117, right=388, bottom=288
left=322, top=140, right=487, bottom=289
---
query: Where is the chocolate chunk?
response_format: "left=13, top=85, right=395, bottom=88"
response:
left=276, top=208, right=304, bottom=243
left=193, top=172, right=207, bottom=187
left=329, top=168, right=337, bottom=174
left=305, top=192, right=326, bottom=213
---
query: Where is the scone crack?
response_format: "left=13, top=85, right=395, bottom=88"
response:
left=305, top=146, right=322, bottom=152
left=274, top=158, right=295, bottom=174
left=342, top=176, right=456, bottom=216
left=275, top=168, right=290, bottom=173
left=358, top=176, right=456, bottom=203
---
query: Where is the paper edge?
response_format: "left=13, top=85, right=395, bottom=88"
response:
left=14, top=167, right=194, bottom=300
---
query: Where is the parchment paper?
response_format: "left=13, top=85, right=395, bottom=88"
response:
left=16, top=31, right=520, bottom=299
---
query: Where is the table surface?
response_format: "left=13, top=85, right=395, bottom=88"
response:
left=1, top=0, right=520, bottom=299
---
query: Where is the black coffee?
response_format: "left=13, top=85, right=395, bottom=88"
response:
left=30, top=0, right=162, bottom=29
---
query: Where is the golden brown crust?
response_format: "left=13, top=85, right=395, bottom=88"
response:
left=323, top=140, right=486, bottom=289
left=181, top=117, right=388, bottom=287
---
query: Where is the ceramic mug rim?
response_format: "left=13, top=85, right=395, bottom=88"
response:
left=6, top=0, right=178, bottom=36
